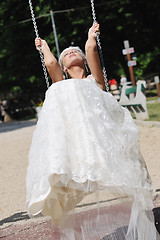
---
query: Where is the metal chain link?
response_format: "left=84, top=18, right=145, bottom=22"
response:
left=28, top=0, right=50, bottom=89
left=90, top=0, right=109, bottom=92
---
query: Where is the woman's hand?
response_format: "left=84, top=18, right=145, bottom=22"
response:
left=88, top=22, right=100, bottom=39
left=35, top=38, right=49, bottom=52
left=35, top=38, right=63, bottom=83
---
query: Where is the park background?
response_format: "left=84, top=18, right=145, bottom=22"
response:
left=0, top=0, right=160, bottom=237
left=0, top=0, right=160, bottom=121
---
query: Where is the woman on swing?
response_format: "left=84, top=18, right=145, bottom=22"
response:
left=26, top=23, right=160, bottom=239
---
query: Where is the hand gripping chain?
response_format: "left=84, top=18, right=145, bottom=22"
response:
left=90, top=0, right=109, bottom=92
left=28, top=0, right=50, bottom=89
left=28, top=0, right=108, bottom=91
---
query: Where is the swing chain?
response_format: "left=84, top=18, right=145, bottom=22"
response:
left=90, top=0, right=109, bottom=92
left=28, top=0, right=50, bottom=89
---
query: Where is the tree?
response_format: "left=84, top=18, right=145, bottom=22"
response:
left=0, top=0, right=160, bottom=110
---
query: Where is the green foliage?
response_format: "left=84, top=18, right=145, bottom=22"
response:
left=134, top=52, right=153, bottom=78
left=0, top=0, right=160, bottom=104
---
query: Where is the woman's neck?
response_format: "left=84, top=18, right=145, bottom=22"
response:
left=67, top=66, right=86, bottom=79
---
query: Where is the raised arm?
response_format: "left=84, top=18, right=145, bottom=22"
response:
left=85, top=23, right=105, bottom=90
left=35, top=38, right=64, bottom=83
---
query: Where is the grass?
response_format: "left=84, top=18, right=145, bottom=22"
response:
left=130, top=88, right=160, bottom=121
left=146, top=88, right=160, bottom=121
left=130, top=101, right=160, bottom=121
left=146, top=102, right=160, bottom=121
left=146, top=89, right=159, bottom=102
left=147, top=96, right=159, bottom=102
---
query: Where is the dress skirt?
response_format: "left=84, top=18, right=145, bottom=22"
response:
left=26, top=76, right=160, bottom=239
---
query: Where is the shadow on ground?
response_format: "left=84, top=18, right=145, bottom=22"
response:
left=0, top=208, right=159, bottom=239
left=153, top=207, right=160, bottom=234
left=0, top=212, right=30, bottom=226
left=101, top=226, right=128, bottom=240
left=0, top=119, right=36, bottom=133
left=102, top=207, right=160, bottom=238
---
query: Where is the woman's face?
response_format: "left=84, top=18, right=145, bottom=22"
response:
left=62, top=49, right=84, bottom=71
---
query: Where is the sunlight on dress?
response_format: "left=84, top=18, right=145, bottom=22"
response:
left=26, top=76, right=160, bottom=239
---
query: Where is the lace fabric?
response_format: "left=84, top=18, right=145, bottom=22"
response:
left=26, top=76, right=159, bottom=239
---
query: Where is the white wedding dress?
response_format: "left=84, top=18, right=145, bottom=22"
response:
left=26, top=76, right=159, bottom=239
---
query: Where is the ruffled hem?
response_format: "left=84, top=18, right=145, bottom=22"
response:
left=27, top=172, right=154, bottom=217
left=26, top=172, right=159, bottom=239
left=26, top=78, right=160, bottom=239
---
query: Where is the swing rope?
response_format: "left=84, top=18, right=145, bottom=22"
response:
left=90, top=0, right=109, bottom=92
left=28, top=0, right=50, bottom=89
left=28, top=0, right=109, bottom=91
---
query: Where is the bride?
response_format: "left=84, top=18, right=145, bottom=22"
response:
left=26, top=23, right=160, bottom=239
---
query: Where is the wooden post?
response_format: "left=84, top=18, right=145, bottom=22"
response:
left=126, top=53, right=136, bottom=86
left=124, top=40, right=136, bottom=86
left=154, top=76, right=160, bottom=98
